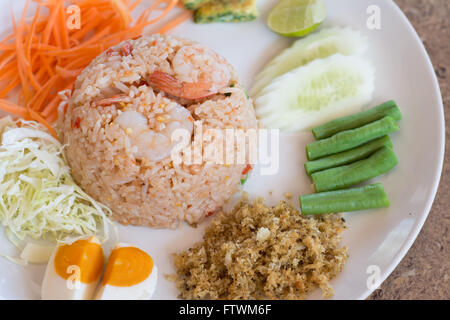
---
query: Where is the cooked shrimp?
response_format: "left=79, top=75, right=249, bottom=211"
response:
left=148, top=71, right=213, bottom=101
left=114, top=110, right=148, bottom=133
left=92, top=94, right=129, bottom=107
left=148, top=44, right=232, bottom=100
left=114, top=104, right=193, bottom=162
left=133, top=131, right=171, bottom=161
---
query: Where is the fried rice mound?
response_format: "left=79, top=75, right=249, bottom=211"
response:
left=61, top=34, right=257, bottom=228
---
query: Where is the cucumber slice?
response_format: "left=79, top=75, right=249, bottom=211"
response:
left=254, top=54, right=375, bottom=132
left=251, top=27, right=368, bottom=96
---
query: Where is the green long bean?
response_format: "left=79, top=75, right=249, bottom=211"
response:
left=304, top=135, right=393, bottom=175
left=312, top=146, right=398, bottom=192
left=312, top=100, right=402, bottom=139
left=300, top=183, right=390, bottom=215
left=306, top=116, right=399, bottom=160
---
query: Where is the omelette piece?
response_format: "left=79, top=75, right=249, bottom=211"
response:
left=194, top=0, right=259, bottom=23
left=182, top=0, right=212, bottom=10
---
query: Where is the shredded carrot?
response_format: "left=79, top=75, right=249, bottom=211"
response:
left=28, top=75, right=59, bottom=111
left=55, top=65, right=83, bottom=78
left=58, top=3, right=70, bottom=49
left=0, top=77, right=20, bottom=98
left=157, top=10, right=192, bottom=34
left=0, top=0, right=189, bottom=139
left=112, top=0, right=133, bottom=28
left=28, top=108, right=58, bottom=137
left=0, top=99, right=30, bottom=119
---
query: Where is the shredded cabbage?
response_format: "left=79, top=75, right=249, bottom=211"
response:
left=0, top=117, right=112, bottom=249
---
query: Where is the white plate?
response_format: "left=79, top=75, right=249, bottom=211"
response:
left=0, top=0, right=444, bottom=299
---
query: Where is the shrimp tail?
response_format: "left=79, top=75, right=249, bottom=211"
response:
left=148, top=71, right=183, bottom=96
left=92, top=94, right=129, bottom=107
left=148, top=71, right=216, bottom=100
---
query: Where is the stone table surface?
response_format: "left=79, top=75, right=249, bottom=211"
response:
left=368, top=0, right=449, bottom=300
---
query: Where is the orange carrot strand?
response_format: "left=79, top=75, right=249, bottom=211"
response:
left=0, top=0, right=190, bottom=137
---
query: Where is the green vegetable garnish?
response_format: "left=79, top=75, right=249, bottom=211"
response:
left=243, top=88, right=249, bottom=99
left=312, top=100, right=402, bottom=139
left=225, top=83, right=235, bottom=97
left=306, top=116, right=400, bottom=160
left=304, top=135, right=393, bottom=175
left=300, top=183, right=390, bottom=215
left=311, top=146, right=398, bottom=192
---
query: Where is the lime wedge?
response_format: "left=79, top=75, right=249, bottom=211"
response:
left=267, top=0, right=327, bottom=37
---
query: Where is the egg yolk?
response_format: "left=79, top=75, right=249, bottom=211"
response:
left=54, top=239, right=104, bottom=284
left=102, top=247, right=153, bottom=287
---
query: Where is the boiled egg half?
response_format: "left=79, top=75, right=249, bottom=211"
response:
left=95, top=243, right=157, bottom=300
left=41, top=236, right=104, bottom=300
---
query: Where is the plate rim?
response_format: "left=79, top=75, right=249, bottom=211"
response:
left=357, top=0, right=446, bottom=300
left=0, top=0, right=445, bottom=300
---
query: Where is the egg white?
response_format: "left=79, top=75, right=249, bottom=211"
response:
left=41, top=243, right=102, bottom=300
left=95, top=243, right=158, bottom=300
left=95, top=265, right=158, bottom=300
